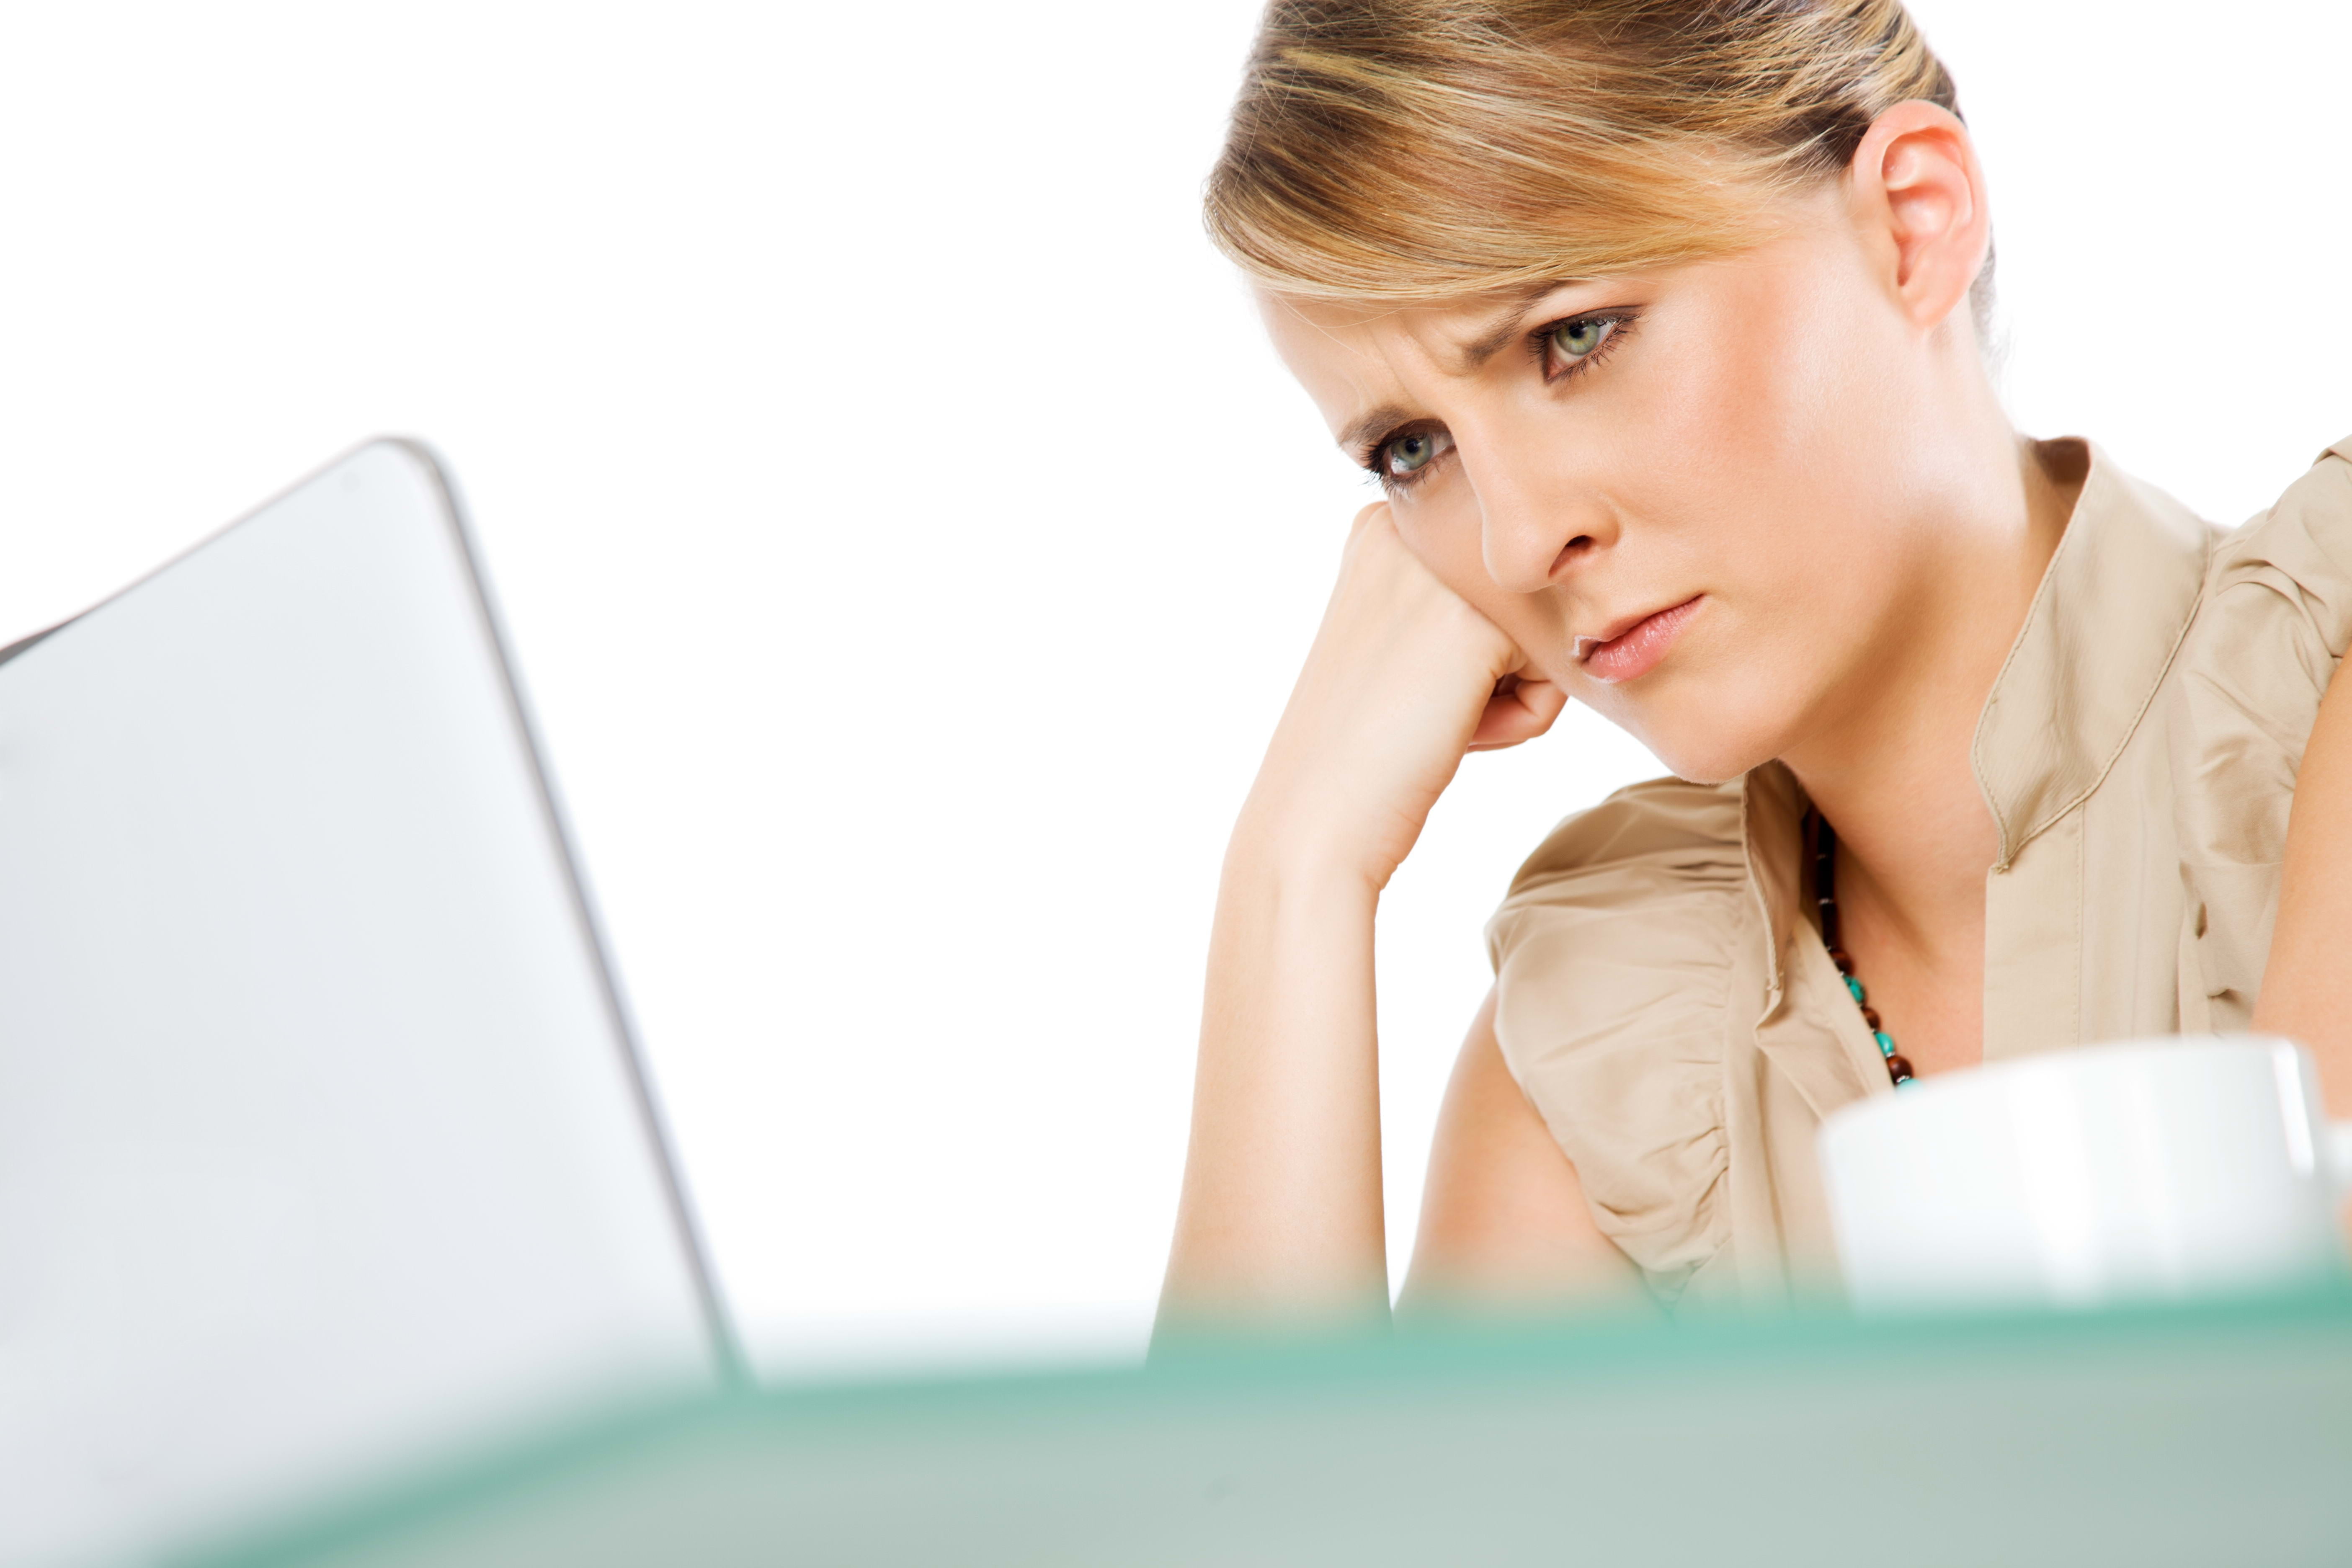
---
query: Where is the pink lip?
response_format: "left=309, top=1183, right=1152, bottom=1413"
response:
left=1576, top=596, right=1703, bottom=684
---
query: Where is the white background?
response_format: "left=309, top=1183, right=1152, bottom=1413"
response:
left=2, top=1, right=2345, bottom=1377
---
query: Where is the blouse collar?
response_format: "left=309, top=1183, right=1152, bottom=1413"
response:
left=1970, top=438, right=2212, bottom=870
left=1743, top=438, right=2213, bottom=998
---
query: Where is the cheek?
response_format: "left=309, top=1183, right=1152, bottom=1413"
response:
left=1560, top=317, right=1880, bottom=775
left=1642, top=276, right=1866, bottom=486
left=1606, top=269, right=1916, bottom=649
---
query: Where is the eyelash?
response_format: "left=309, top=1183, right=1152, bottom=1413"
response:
left=1363, top=309, right=1640, bottom=494
left=1532, top=309, right=1636, bottom=384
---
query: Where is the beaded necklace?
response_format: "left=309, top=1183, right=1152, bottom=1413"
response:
left=1810, top=812, right=1916, bottom=1088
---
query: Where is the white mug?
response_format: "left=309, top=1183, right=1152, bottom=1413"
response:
left=1817, top=1034, right=2352, bottom=1313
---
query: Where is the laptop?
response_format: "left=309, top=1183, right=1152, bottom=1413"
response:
left=0, top=441, right=737, bottom=1565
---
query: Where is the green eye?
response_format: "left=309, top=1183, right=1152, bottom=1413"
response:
left=1382, top=428, right=1452, bottom=478
left=1551, top=316, right=1609, bottom=358
left=1383, top=430, right=1439, bottom=472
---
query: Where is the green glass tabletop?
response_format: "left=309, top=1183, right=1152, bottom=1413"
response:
left=178, top=1290, right=2352, bottom=1568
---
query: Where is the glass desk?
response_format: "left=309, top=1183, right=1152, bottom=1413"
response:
left=180, top=1290, right=2352, bottom=1567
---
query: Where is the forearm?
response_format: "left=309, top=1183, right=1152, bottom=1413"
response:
left=1153, top=502, right=1560, bottom=1341
left=1155, top=816, right=1389, bottom=1336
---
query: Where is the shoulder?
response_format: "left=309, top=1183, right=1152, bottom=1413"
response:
left=1479, top=773, right=1754, bottom=1302
left=1483, top=771, right=1754, bottom=1051
left=2168, top=438, right=2352, bottom=766
left=2224, top=435, right=2352, bottom=548
left=2200, top=436, right=2352, bottom=640
left=2161, top=440, right=2352, bottom=989
left=1487, top=774, right=1750, bottom=954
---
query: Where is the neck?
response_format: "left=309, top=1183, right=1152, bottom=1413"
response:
left=1780, top=429, right=2081, bottom=970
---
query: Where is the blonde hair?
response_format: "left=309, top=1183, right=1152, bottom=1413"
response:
left=1207, top=0, right=1987, bottom=319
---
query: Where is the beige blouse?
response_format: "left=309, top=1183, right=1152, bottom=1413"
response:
left=1486, top=436, right=2352, bottom=1311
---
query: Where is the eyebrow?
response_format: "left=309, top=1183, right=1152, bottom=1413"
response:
left=1451, top=281, right=1566, bottom=370
left=1333, top=281, right=1578, bottom=461
left=1339, top=402, right=1417, bottom=462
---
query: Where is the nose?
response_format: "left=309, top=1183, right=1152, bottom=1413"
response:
left=1460, top=430, right=1618, bottom=595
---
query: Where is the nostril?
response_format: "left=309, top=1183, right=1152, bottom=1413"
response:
left=1551, top=536, right=1595, bottom=576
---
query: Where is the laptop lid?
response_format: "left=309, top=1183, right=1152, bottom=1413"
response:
left=0, top=441, right=735, bottom=1565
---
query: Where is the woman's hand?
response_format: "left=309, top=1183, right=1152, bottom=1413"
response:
left=1238, top=502, right=1567, bottom=892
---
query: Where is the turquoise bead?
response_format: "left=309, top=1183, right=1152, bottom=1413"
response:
left=1874, top=1031, right=1896, bottom=1058
left=1844, top=975, right=1865, bottom=1004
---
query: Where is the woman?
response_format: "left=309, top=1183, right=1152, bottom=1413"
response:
left=1158, top=0, right=2352, bottom=1331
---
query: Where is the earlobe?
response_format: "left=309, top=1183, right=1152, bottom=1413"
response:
left=1849, top=101, right=1990, bottom=333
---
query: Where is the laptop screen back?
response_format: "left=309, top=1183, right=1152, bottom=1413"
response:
left=0, top=442, right=729, bottom=1564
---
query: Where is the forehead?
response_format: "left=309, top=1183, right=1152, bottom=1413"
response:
left=1257, top=287, right=1522, bottom=362
left=1256, top=285, right=1546, bottom=440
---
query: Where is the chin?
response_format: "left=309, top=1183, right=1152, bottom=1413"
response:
left=1608, top=695, right=1792, bottom=788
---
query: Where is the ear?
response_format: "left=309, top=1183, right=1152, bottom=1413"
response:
left=1846, top=101, right=1990, bottom=335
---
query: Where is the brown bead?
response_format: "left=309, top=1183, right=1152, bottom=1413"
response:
left=1885, top=1056, right=1915, bottom=1084
left=1827, top=947, right=1852, bottom=973
left=1861, top=1006, right=1881, bottom=1030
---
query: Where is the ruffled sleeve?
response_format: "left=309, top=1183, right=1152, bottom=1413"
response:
left=2168, top=437, right=2352, bottom=1025
left=1483, top=776, right=1749, bottom=1304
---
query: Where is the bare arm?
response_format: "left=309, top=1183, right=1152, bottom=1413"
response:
left=2257, top=659, right=2352, bottom=1115
left=1155, top=505, right=1564, bottom=1340
left=1396, top=989, right=1646, bottom=1320
left=1155, top=824, right=1388, bottom=1332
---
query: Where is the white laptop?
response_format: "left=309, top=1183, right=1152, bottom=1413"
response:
left=0, top=441, right=735, bottom=1565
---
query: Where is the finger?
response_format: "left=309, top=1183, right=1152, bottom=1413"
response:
left=1466, top=675, right=1571, bottom=751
